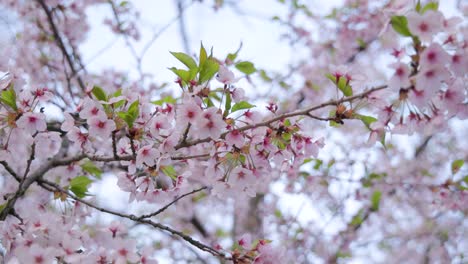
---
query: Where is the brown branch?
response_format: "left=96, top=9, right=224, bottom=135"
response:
left=138, top=186, right=207, bottom=220
left=0, top=154, right=86, bottom=220
left=176, top=0, right=190, bottom=53
left=36, top=0, right=86, bottom=92
left=38, top=180, right=230, bottom=260
left=0, top=161, right=20, bottom=182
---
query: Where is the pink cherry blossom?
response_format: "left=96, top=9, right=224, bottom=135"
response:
left=16, top=112, right=47, bottom=133
left=79, top=97, right=107, bottom=120
left=176, top=98, right=201, bottom=126
left=194, top=107, right=225, bottom=139
left=419, top=43, right=450, bottom=70
left=407, top=10, right=443, bottom=42
left=225, top=129, right=245, bottom=148
left=136, top=145, right=159, bottom=167
left=216, top=65, right=236, bottom=84
left=388, top=62, right=411, bottom=92
left=87, top=115, right=116, bottom=138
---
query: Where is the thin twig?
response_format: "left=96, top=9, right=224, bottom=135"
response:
left=138, top=186, right=207, bottom=219
left=36, top=0, right=86, bottom=92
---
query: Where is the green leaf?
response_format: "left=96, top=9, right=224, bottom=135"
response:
left=152, top=96, right=177, bottom=106
left=421, top=2, right=438, bottom=14
left=81, top=161, right=102, bottom=179
left=370, top=190, right=382, bottom=211
left=415, top=0, right=422, bottom=12
left=161, top=165, right=177, bottom=180
left=199, top=43, right=207, bottom=68
left=259, top=70, right=272, bottom=82
left=1, top=87, right=17, bottom=111
left=169, top=67, right=197, bottom=83
left=227, top=53, right=237, bottom=62
left=350, top=210, right=364, bottom=226
left=198, top=58, right=219, bottom=84
left=325, top=73, right=336, bottom=83
left=451, top=159, right=464, bottom=174
left=313, top=159, right=323, bottom=170
left=118, top=100, right=139, bottom=128
left=356, top=114, right=377, bottom=129
left=204, top=97, right=215, bottom=107
left=329, top=110, right=340, bottom=127
left=357, top=38, right=366, bottom=49
left=231, top=101, right=255, bottom=113
left=336, top=251, right=352, bottom=259
left=235, top=61, right=256, bottom=75
left=337, top=76, right=353, bottom=96
left=69, top=176, right=93, bottom=198
left=274, top=209, right=282, bottom=218
left=92, top=85, right=107, bottom=102
left=170, top=52, right=198, bottom=70
left=390, top=16, right=413, bottom=37
left=224, top=90, right=232, bottom=117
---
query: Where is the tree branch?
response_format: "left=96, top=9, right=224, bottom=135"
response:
left=176, top=85, right=387, bottom=149
left=138, top=186, right=207, bottom=220
left=36, top=0, right=86, bottom=92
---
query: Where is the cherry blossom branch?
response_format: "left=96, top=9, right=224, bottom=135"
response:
left=176, top=0, right=191, bottom=53
left=38, top=180, right=230, bottom=260
left=36, top=0, right=86, bottom=92
left=138, top=186, right=207, bottom=220
left=22, top=142, right=36, bottom=179
left=176, top=85, right=388, bottom=149
left=0, top=155, right=87, bottom=220
left=0, top=161, right=20, bottom=182
left=327, top=208, right=372, bottom=263
left=108, top=0, right=141, bottom=74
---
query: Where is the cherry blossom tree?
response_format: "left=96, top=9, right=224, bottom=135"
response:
left=0, top=0, right=466, bottom=263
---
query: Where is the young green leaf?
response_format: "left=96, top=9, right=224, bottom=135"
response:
left=421, top=2, right=438, bottom=14
left=415, top=0, right=422, bottom=12
left=69, top=176, right=93, bottom=198
left=350, top=210, right=364, bottom=226
left=231, top=101, right=255, bottom=113
left=92, top=85, right=108, bottom=102
left=199, top=43, right=207, bottom=68
left=451, top=159, right=464, bottom=174
left=325, top=73, right=336, bottom=83
left=118, top=100, right=139, bottom=128
left=337, top=76, right=353, bottom=96
left=390, top=16, right=413, bottom=37
left=198, top=58, right=219, bottom=84
left=235, top=61, right=256, bottom=75
left=81, top=160, right=102, bottom=179
left=1, top=87, right=17, bottom=111
left=169, top=67, right=192, bottom=83
left=170, top=52, right=198, bottom=70
left=224, top=90, right=232, bottom=117
left=161, top=165, right=178, bottom=180
left=356, top=114, right=377, bottom=129
left=370, top=190, right=382, bottom=211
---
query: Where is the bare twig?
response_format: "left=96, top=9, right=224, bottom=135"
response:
left=176, top=0, right=191, bottom=53
left=138, top=186, right=207, bottom=219
left=36, top=0, right=86, bottom=92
